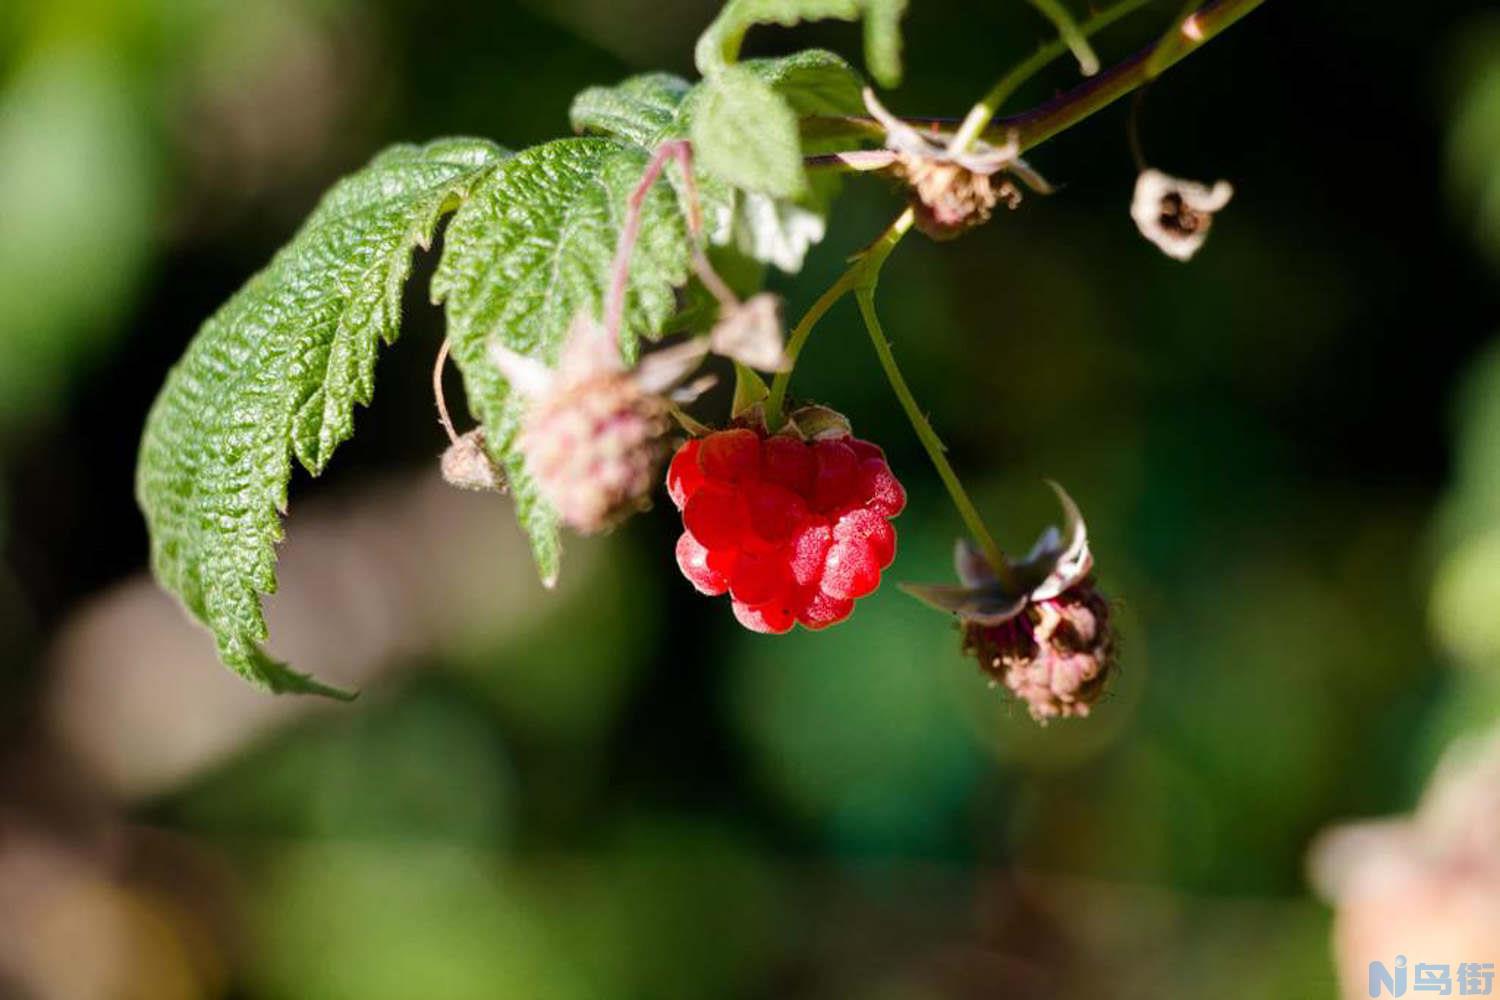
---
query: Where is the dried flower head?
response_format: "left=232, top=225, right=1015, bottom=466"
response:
left=1130, top=168, right=1234, bottom=261
left=490, top=313, right=711, bottom=535
left=902, top=483, right=1116, bottom=723
left=862, top=88, right=1053, bottom=241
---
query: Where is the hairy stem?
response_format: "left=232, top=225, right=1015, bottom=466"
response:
left=1025, top=0, right=1100, bottom=77
left=765, top=209, right=914, bottom=430
left=432, top=339, right=460, bottom=446
left=606, top=140, right=739, bottom=344
left=1144, top=0, right=1205, bottom=78
left=1000, top=0, right=1265, bottom=150
left=764, top=272, right=857, bottom=430
left=855, top=286, right=1018, bottom=589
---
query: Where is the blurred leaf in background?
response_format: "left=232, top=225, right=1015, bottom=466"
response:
left=0, top=39, right=156, bottom=430
left=1447, top=13, right=1500, bottom=271
left=730, top=497, right=988, bottom=855
left=250, top=843, right=591, bottom=1000
left=1424, top=11, right=1500, bottom=761
left=179, top=684, right=517, bottom=845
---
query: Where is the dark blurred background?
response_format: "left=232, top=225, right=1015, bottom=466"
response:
left=2, top=1, right=1499, bottom=997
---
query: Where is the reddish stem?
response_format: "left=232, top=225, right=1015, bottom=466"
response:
left=432, top=339, right=460, bottom=446
left=604, top=140, right=737, bottom=345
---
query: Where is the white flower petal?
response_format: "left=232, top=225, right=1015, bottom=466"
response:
left=486, top=342, right=555, bottom=398
left=1130, top=168, right=1234, bottom=262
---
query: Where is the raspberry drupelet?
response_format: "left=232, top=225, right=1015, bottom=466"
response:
left=667, top=426, right=906, bottom=633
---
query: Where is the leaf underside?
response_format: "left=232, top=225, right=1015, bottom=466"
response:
left=136, top=138, right=506, bottom=696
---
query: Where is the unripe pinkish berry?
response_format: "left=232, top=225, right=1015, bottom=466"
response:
left=519, top=364, right=669, bottom=534
left=902, top=482, right=1116, bottom=725
left=963, top=580, right=1114, bottom=722
left=491, top=312, right=704, bottom=535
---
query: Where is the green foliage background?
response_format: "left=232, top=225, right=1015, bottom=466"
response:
left=2, top=0, right=1499, bottom=996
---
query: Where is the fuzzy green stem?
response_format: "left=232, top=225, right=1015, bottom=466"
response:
left=1025, top=0, right=1100, bottom=77
left=1144, top=0, right=1204, bottom=78
left=803, top=0, right=1265, bottom=157
left=765, top=273, right=856, bottom=431
left=765, top=209, right=914, bottom=430
left=956, top=0, right=1265, bottom=153
left=854, top=285, right=1017, bottom=589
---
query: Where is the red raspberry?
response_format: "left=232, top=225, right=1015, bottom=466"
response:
left=666, top=439, right=705, bottom=510
left=732, top=598, right=796, bottom=635
left=675, top=532, right=728, bottom=595
left=729, top=548, right=791, bottom=606
left=810, top=439, right=860, bottom=512
left=856, top=458, right=906, bottom=518
left=787, top=519, right=833, bottom=587
left=796, top=589, right=854, bottom=630
left=821, top=538, right=882, bottom=600
left=762, top=435, right=815, bottom=495
left=683, top=482, right=747, bottom=550
left=698, top=428, right=761, bottom=483
left=744, top=482, right=810, bottom=549
left=834, top=508, right=895, bottom=568
left=666, top=424, right=904, bottom=634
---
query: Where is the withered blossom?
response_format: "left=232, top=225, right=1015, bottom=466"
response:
left=1130, top=168, right=1233, bottom=261
left=862, top=88, right=1053, bottom=240
left=902, top=483, right=1115, bottom=722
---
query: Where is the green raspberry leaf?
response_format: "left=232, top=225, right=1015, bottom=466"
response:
left=571, top=51, right=863, bottom=149
left=568, top=72, right=694, bottom=150
left=572, top=51, right=864, bottom=273
left=862, top=0, right=909, bottom=88
left=136, top=138, right=506, bottom=696
left=691, top=66, right=807, bottom=199
left=431, top=138, right=695, bottom=586
left=694, top=0, right=908, bottom=87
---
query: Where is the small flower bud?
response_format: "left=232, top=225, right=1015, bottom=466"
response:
left=440, top=429, right=505, bottom=493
